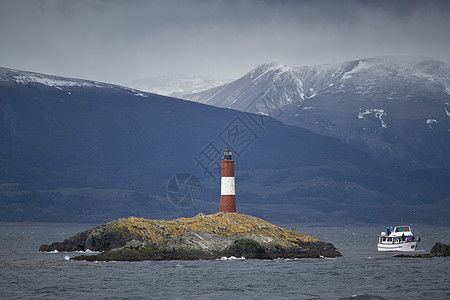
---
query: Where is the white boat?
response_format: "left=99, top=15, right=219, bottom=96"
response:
left=377, top=225, right=420, bottom=252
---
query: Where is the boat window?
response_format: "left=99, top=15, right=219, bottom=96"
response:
left=395, top=227, right=410, bottom=232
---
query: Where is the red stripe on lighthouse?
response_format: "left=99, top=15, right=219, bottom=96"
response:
left=221, top=160, right=234, bottom=177
left=220, top=195, right=236, bottom=212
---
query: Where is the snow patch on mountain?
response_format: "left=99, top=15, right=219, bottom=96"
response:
left=184, top=56, right=450, bottom=116
left=358, top=109, right=388, bottom=128
left=426, top=119, right=437, bottom=129
left=413, top=72, right=434, bottom=81
left=445, top=87, right=450, bottom=96
left=308, top=88, right=317, bottom=98
left=122, top=87, right=148, bottom=98
left=180, top=56, right=450, bottom=169
left=341, top=60, right=373, bottom=80
left=13, top=75, right=101, bottom=89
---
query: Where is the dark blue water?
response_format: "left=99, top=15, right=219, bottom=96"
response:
left=1, top=223, right=449, bottom=299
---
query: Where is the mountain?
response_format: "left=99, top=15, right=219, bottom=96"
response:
left=1, top=67, right=449, bottom=225
left=124, top=74, right=232, bottom=97
left=183, top=56, right=450, bottom=170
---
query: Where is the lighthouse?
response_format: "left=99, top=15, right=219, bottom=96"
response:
left=220, top=147, right=236, bottom=212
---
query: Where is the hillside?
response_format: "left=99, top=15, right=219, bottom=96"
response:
left=1, top=66, right=449, bottom=225
left=183, top=56, right=450, bottom=170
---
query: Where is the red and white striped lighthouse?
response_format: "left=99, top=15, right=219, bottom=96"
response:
left=220, top=147, right=236, bottom=212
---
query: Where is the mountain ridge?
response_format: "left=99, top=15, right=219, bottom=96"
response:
left=183, top=56, right=450, bottom=170
left=1, top=66, right=449, bottom=225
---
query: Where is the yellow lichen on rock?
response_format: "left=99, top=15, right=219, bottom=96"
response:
left=42, top=212, right=342, bottom=259
left=109, top=213, right=320, bottom=247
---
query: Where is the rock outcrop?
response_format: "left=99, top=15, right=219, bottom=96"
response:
left=395, top=242, right=450, bottom=258
left=430, top=242, right=450, bottom=256
left=40, top=213, right=341, bottom=261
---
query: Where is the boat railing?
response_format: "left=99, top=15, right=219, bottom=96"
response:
left=378, top=235, right=416, bottom=244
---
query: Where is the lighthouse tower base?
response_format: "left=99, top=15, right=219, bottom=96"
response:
left=220, top=195, right=236, bottom=212
left=220, top=149, right=236, bottom=213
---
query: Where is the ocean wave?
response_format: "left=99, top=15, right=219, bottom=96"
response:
left=75, top=249, right=100, bottom=254
left=42, top=250, right=59, bottom=253
left=41, top=249, right=100, bottom=254
left=320, top=255, right=337, bottom=260
left=218, top=256, right=246, bottom=261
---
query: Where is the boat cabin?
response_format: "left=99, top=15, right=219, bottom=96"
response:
left=379, top=225, right=415, bottom=244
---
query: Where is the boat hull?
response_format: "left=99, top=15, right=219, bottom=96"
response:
left=377, top=242, right=418, bottom=252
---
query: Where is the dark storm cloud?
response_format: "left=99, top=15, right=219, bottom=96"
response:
left=1, top=0, right=449, bottom=84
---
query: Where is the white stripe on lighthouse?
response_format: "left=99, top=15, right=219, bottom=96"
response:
left=221, top=177, right=235, bottom=195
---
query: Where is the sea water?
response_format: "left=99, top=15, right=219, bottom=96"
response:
left=0, top=224, right=449, bottom=299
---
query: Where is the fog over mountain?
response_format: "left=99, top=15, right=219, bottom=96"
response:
left=1, top=1, right=450, bottom=84
left=183, top=56, right=450, bottom=170
left=124, top=74, right=232, bottom=97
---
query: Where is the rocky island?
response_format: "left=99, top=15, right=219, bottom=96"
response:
left=394, top=242, right=450, bottom=258
left=40, top=213, right=341, bottom=261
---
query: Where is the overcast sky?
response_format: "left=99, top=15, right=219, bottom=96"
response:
left=1, top=0, right=450, bottom=84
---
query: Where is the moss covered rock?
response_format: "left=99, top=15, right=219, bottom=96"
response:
left=40, top=213, right=341, bottom=260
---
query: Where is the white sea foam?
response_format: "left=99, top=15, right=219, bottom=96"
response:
left=75, top=249, right=100, bottom=254
left=321, top=256, right=337, bottom=260
left=64, top=255, right=70, bottom=261
left=219, top=256, right=246, bottom=260
left=43, top=250, right=59, bottom=253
